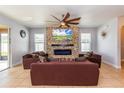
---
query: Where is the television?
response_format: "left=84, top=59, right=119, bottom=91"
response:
left=52, top=29, right=73, bottom=41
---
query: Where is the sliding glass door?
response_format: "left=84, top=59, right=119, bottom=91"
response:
left=0, top=32, right=9, bottom=71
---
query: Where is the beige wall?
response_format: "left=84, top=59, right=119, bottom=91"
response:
left=97, top=18, right=120, bottom=68
left=0, top=13, right=29, bottom=66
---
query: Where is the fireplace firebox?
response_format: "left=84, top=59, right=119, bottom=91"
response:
left=54, top=49, right=72, bottom=55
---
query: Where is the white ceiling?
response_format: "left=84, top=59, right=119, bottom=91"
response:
left=0, top=5, right=124, bottom=28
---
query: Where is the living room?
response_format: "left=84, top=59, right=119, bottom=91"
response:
left=1, top=5, right=124, bottom=89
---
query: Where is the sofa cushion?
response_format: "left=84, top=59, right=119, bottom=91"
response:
left=75, top=57, right=87, bottom=62
left=33, top=51, right=47, bottom=57
left=39, top=56, right=45, bottom=63
left=47, top=57, right=59, bottom=62
left=84, top=51, right=93, bottom=58
left=79, top=52, right=101, bottom=68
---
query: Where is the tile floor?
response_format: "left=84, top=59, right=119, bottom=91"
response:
left=0, top=60, right=8, bottom=71
left=0, top=63, right=124, bottom=88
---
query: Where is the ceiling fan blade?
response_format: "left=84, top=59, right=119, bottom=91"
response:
left=59, top=25, right=62, bottom=28
left=63, top=12, right=70, bottom=22
left=51, top=15, right=61, bottom=22
left=66, top=17, right=81, bottom=22
left=66, top=24, right=70, bottom=27
left=68, top=22, right=79, bottom=25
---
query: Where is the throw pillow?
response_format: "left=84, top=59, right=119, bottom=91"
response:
left=75, top=57, right=87, bottom=62
left=39, top=51, right=46, bottom=56
left=47, top=57, right=59, bottom=62
left=84, top=51, right=93, bottom=58
left=31, top=54, right=37, bottom=59
left=39, top=56, right=45, bottom=63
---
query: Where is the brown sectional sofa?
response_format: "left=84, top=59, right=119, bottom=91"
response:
left=23, top=54, right=39, bottom=69
left=23, top=51, right=48, bottom=69
left=30, top=61, right=99, bottom=86
left=79, top=53, right=101, bottom=68
left=23, top=53, right=101, bottom=69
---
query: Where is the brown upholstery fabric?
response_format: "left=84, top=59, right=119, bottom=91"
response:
left=22, top=54, right=40, bottom=69
left=23, top=57, right=39, bottom=69
left=79, top=53, right=101, bottom=68
left=22, top=51, right=48, bottom=69
left=87, top=54, right=101, bottom=68
left=32, top=51, right=48, bottom=57
left=30, top=61, right=99, bottom=86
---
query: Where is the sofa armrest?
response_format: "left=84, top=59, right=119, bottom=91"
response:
left=91, top=54, right=101, bottom=60
left=23, top=54, right=33, bottom=59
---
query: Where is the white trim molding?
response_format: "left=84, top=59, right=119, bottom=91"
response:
left=12, top=59, right=22, bottom=67
left=102, top=60, right=121, bottom=69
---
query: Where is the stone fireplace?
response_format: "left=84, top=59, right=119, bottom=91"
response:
left=46, top=26, right=79, bottom=58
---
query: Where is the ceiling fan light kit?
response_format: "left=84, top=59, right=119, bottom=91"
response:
left=60, top=22, right=66, bottom=26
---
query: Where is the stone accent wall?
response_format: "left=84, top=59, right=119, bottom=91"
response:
left=46, top=26, right=79, bottom=58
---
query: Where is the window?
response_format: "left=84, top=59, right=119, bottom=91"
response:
left=81, top=33, right=91, bottom=52
left=34, top=34, right=44, bottom=51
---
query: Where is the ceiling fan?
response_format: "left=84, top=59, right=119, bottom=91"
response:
left=50, top=12, right=81, bottom=28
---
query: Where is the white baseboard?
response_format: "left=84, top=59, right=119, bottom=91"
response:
left=12, top=60, right=22, bottom=67
left=12, top=62, right=21, bottom=67
left=102, top=60, right=121, bottom=69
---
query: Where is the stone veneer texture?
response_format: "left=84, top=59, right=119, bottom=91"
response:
left=46, top=25, right=79, bottom=58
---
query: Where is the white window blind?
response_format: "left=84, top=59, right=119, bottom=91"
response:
left=81, top=33, right=91, bottom=52
left=34, top=34, right=44, bottom=51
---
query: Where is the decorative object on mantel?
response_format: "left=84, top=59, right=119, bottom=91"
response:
left=48, top=12, right=81, bottom=28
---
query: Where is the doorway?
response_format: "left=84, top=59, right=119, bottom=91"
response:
left=0, top=25, right=10, bottom=71
left=121, top=26, right=124, bottom=68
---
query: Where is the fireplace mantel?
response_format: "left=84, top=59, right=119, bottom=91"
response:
left=51, top=44, right=74, bottom=47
